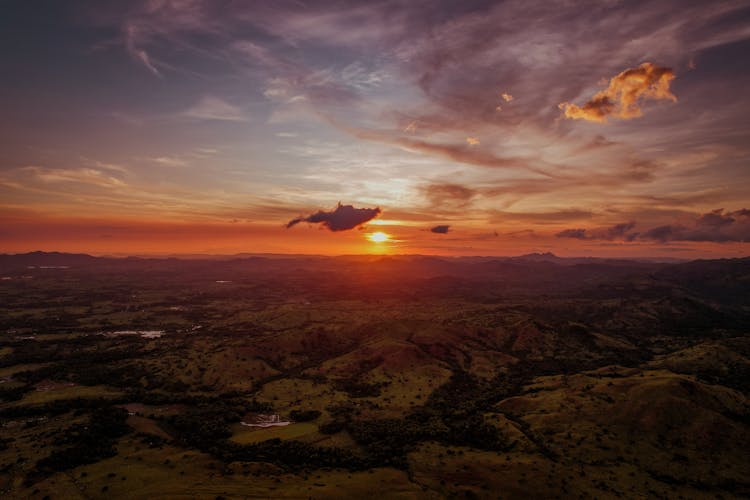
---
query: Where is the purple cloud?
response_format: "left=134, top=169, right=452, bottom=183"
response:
left=641, top=209, right=750, bottom=243
left=556, top=210, right=750, bottom=243
left=556, top=222, right=636, bottom=241
left=287, top=203, right=381, bottom=231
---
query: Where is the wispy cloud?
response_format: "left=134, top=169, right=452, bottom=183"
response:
left=421, top=183, right=477, bottom=208
left=348, top=127, right=547, bottom=175
left=124, top=23, right=161, bottom=77
left=21, top=166, right=126, bottom=188
left=183, top=96, right=247, bottom=122
left=150, top=156, right=187, bottom=167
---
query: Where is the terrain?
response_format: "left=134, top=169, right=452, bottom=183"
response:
left=0, top=252, right=749, bottom=499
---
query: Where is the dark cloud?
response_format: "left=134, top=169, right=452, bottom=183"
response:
left=286, top=203, right=381, bottom=231
left=640, top=225, right=675, bottom=242
left=431, top=224, right=450, bottom=234
left=490, top=209, right=593, bottom=223
left=604, top=222, right=638, bottom=240
left=556, top=210, right=750, bottom=243
left=556, top=228, right=588, bottom=239
left=641, top=209, right=750, bottom=243
left=556, top=221, right=637, bottom=241
left=422, top=183, right=477, bottom=207
left=622, top=160, right=659, bottom=183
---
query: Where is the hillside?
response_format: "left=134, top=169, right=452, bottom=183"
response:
left=0, top=253, right=748, bottom=498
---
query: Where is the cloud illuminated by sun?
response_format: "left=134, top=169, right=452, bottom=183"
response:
left=368, top=231, right=389, bottom=243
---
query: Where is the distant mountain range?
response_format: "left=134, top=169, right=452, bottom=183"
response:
left=0, top=250, right=691, bottom=268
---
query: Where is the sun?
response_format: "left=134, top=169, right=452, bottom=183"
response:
left=368, top=231, right=389, bottom=243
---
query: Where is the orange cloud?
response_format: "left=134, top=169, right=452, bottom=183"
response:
left=466, top=137, right=480, bottom=145
left=560, top=62, right=676, bottom=122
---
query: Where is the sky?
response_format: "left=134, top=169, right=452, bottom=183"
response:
left=1, top=0, right=749, bottom=257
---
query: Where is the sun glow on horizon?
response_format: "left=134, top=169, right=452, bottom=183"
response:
left=368, top=231, right=390, bottom=243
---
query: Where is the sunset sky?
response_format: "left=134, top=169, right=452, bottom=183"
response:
left=2, top=0, right=749, bottom=257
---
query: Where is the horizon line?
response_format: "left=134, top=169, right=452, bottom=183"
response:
left=3, top=249, right=745, bottom=263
